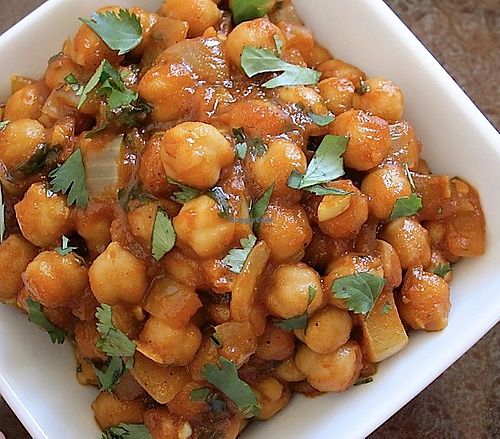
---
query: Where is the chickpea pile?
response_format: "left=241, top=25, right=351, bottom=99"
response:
left=0, top=1, right=486, bottom=438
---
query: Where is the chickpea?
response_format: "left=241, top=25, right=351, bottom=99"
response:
left=137, top=63, right=196, bottom=122
left=215, top=320, right=258, bottom=366
left=159, top=0, right=221, bottom=37
left=0, top=119, right=47, bottom=172
left=24, top=251, right=88, bottom=308
left=275, top=358, right=306, bottom=383
left=361, top=164, right=412, bottom=219
left=318, top=77, right=355, bottom=115
left=44, top=55, right=82, bottom=90
left=144, top=407, right=191, bottom=439
left=4, top=82, right=50, bottom=121
left=352, top=77, right=404, bottom=123
left=71, top=23, right=122, bottom=70
left=161, top=250, right=207, bottom=289
left=15, top=182, right=72, bottom=248
left=259, top=202, right=313, bottom=263
left=74, top=320, right=107, bottom=361
left=75, top=203, right=113, bottom=257
left=266, top=263, right=323, bottom=319
left=167, top=381, right=209, bottom=421
left=139, top=134, right=174, bottom=197
left=278, top=86, right=329, bottom=117
left=138, top=317, right=202, bottom=366
left=0, top=234, right=38, bottom=302
left=380, top=218, right=431, bottom=269
left=255, top=324, right=296, bottom=361
left=398, top=267, right=451, bottom=331
left=217, top=99, right=291, bottom=138
left=225, top=17, right=284, bottom=67
left=304, top=306, right=352, bottom=355
left=173, top=195, right=235, bottom=259
left=249, top=138, right=306, bottom=202
left=315, top=180, right=369, bottom=239
left=88, top=242, right=148, bottom=305
left=295, top=341, right=362, bottom=392
left=330, top=109, right=391, bottom=171
left=92, top=392, right=145, bottom=430
left=160, top=122, right=234, bottom=190
left=317, top=59, right=366, bottom=88
left=254, top=377, right=291, bottom=420
left=128, top=8, right=159, bottom=58
left=188, top=336, right=218, bottom=381
left=375, top=239, right=402, bottom=287
left=388, top=121, right=422, bottom=169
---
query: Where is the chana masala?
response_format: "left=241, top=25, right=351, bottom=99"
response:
left=0, top=0, right=486, bottom=438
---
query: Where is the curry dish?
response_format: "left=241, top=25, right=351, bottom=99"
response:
left=0, top=0, right=486, bottom=438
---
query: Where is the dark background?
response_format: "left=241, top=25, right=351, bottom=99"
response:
left=0, top=1, right=498, bottom=438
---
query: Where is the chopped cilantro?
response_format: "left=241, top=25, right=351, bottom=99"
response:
left=27, top=298, right=66, bottom=344
left=95, top=304, right=136, bottom=359
left=308, top=113, right=335, bottom=126
left=241, top=46, right=321, bottom=89
left=101, top=423, right=152, bottom=439
left=81, top=9, right=143, bottom=55
left=151, top=208, right=176, bottom=261
left=48, top=148, right=88, bottom=208
left=54, top=235, right=78, bottom=256
left=288, top=135, right=348, bottom=189
left=202, top=357, right=261, bottom=418
left=250, top=185, right=273, bottom=234
left=221, top=234, right=257, bottom=274
left=390, top=193, right=423, bottom=219
left=230, top=0, right=275, bottom=24
left=433, top=263, right=452, bottom=278
left=332, top=272, right=386, bottom=316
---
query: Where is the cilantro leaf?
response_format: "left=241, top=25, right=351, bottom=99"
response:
left=81, top=9, right=143, bottom=55
left=332, top=272, right=386, bottom=316
left=230, top=0, right=275, bottom=24
left=308, top=285, right=317, bottom=304
left=190, top=387, right=211, bottom=401
left=301, top=184, right=351, bottom=196
left=93, top=356, right=126, bottom=392
left=152, top=208, right=176, bottom=261
left=390, top=193, right=423, bottom=219
left=381, top=302, right=393, bottom=315
left=95, top=304, right=136, bottom=358
left=433, top=263, right=453, bottom=278
left=203, top=357, right=261, bottom=418
left=49, top=148, right=88, bottom=208
left=241, top=46, right=321, bottom=89
left=274, top=312, right=308, bottom=331
left=232, top=128, right=267, bottom=159
left=101, top=424, right=152, bottom=439
left=308, top=112, right=335, bottom=126
left=288, top=135, right=348, bottom=189
left=27, top=298, right=66, bottom=344
left=0, top=182, right=5, bottom=244
left=250, top=185, right=273, bottom=234
left=0, top=120, right=10, bottom=131
left=78, top=60, right=138, bottom=110
left=222, top=234, right=257, bottom=274
left=167, top=178, right=201, bottom=204
left=208, top=187, right=233, bottom=218
left=11, top=144, right=60, bottom=180
left=54, top=235, right=78, bottom=256
left=64, top=74, right=84, bottom=96
left=354, top=377, right=373, bottom=386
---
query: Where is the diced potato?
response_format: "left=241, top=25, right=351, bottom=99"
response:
left=361, top=288, right=408, bottom=362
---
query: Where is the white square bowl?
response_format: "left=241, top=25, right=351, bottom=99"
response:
left=0, top=1, right=499, bottom=438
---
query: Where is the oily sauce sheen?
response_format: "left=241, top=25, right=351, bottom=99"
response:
left=0, top=1, right=486, bottom=438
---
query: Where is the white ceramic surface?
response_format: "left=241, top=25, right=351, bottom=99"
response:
left=0, top=1, right=499, bottom=438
